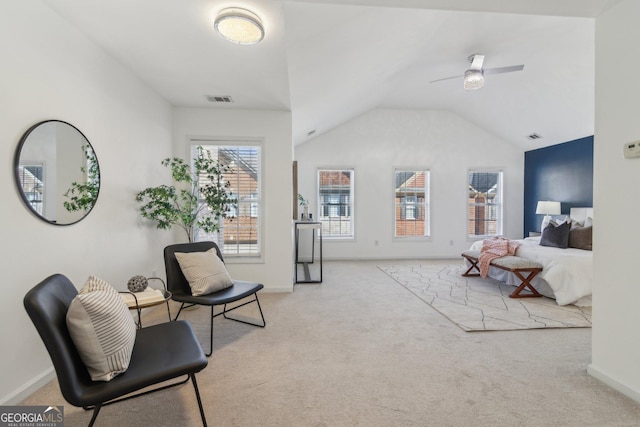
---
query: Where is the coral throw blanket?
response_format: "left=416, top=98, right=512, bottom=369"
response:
left=478, top=237, right=521, bottom=278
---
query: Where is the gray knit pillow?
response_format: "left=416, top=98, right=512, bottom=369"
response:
left=175, top=248, right=233, bottom=296
left=66, top=276, right=136, bottom=381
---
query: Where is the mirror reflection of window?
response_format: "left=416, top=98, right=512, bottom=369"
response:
left=18, top=164, right=45, bottom=215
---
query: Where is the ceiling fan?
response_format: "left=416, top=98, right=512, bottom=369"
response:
left=430, top=54, right=524, bottom=90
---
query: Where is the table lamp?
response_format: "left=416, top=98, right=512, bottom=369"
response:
left=536, top=201, right=561, bottom=232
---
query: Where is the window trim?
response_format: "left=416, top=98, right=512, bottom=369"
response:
left=188, top=137, right=264, bottom=263
left=393, top=168, right=431, bottom=240
left=317, top=168, right=355, bottom=240
left=467, top=168, right=504, bottom=239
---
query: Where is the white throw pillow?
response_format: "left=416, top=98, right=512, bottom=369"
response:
left=175, top=248, right=234, bottom=296
left=66, top=276, right=136, bottom=381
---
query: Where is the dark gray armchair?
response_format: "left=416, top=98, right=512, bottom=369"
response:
left=164, top=241, right=266, bottom=357
left=23, top=274, right=209, bottom=427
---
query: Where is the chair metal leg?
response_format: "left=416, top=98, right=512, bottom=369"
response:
left=165, top=300, right=172, bottom=322
left=178, top=295, right=266, bottom=357
left=206, top=305, right=214, bottom=357
left=173, top=303, right=186, bottom=321
left=174, top=303, right=214, bottom=357
left=191, top=373, right=208, bottom=427
left=221, top=293, right=266, bottom=328
left=88, top=404, right=102, bottom=427
left=203, top=294, right=266, bottom=357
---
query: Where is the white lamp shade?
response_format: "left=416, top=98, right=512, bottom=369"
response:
left=536, top=201, right=561, bottom=232
left=535, top=201, right=561, bottom=215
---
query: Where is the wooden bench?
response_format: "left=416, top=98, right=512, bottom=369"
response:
left=461, top=250, right=543, bottom=298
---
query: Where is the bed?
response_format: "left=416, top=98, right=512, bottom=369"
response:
left=467, top=207, right=593, bottom=306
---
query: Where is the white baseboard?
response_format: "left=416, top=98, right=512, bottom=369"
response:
left=0, top=367, right=55, bottom=405
left=588, top=363, right=640, bottom=403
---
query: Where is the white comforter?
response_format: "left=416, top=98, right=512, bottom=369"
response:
left=469, top=237, right=592, bottom=306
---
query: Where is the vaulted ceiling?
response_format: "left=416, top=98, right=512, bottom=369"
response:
left=43, top=0, right=620, bottom=150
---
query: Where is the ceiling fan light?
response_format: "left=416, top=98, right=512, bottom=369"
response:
left=463, top=69, right=484, bottom=90
left=214, top=7, right=264, bottom=45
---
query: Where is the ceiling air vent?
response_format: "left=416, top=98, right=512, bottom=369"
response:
left=527, top=133, right=542, bottom=140
left=205, top=95, right=234, bottom=103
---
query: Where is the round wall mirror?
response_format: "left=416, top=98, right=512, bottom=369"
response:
left=14, top=120, right=100, bottom=225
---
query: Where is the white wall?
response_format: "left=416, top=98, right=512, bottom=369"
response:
left=295, top=109, right=524, bottom=259
left=172, top=108, right=294, bottom=292
left=0, top=2, right=174, bottom=404
left=589, top=0, right=640, bottom=402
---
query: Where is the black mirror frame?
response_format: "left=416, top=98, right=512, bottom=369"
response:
left=14, top=120, right=101, bottom=226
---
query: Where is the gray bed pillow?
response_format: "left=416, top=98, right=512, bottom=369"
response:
left=540, top=220, right=571, bottom=249
left=568, top=225, right=593, bottom=251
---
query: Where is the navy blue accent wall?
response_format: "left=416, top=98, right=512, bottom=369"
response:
left=524, top=136, right=594, bottom=235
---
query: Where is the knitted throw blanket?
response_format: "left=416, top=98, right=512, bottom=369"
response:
left=478, top=237, right=521, bottom=278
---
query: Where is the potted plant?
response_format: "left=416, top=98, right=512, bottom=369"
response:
left=298, top=194, right=310, bottom=220
left=136, top=147, right=236, bottom=242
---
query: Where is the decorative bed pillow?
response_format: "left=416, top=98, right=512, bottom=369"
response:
left=66, top=276, right=136, bottom=381
left=175, top=248, right=233, bottom=296
left=540, top=220, right=571, bottom=249
left=568, top=225, right=593, bottom=251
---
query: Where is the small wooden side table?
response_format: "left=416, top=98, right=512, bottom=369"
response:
left=120, top=277, right=172, bottom=328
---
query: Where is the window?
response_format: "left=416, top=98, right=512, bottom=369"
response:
left=395, top=170, right=430, bottom=238
left=194, top=143, right=262, bottom=257
left=318, top=169, right=354, bottom=238
left=468, top=170, right=503, bottom=237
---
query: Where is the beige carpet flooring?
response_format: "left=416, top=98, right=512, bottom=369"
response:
left=378, top=263, right=592, bottom=331
left=22, top=260, right=640, bottom=426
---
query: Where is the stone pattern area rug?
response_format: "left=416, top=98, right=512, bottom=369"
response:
left=379, top=264, right=592, bottom=331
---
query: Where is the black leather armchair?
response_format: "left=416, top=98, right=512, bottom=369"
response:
left=164, top=241, right=266, bottom=356
left=23, top=274, right=209, bottom=427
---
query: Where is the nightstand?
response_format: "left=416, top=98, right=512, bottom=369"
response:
left=528, top=231, right=541, bottom=237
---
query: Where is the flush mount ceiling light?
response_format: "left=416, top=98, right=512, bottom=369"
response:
left=214, top=7, right=264, bottom=45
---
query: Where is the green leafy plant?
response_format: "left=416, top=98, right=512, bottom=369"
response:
left=136, top=146, right=236, bottom=242
left=63, top=145, right=100, bottom=212
left=298, top=194, right=309, bottom=207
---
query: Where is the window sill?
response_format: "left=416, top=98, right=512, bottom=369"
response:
left=392, top=236, right=432, bottom=242
left=224, top=255, right=264, bottom=264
